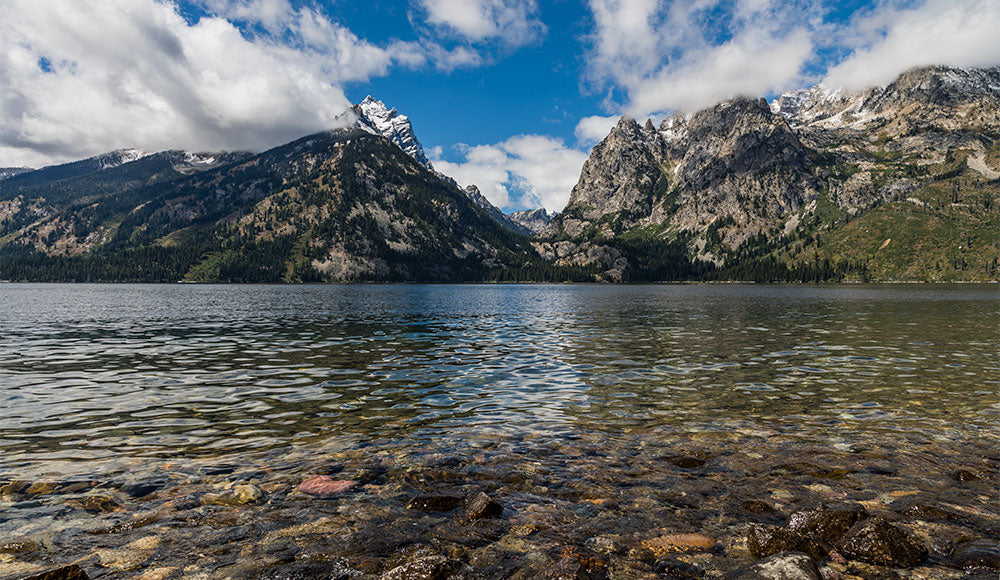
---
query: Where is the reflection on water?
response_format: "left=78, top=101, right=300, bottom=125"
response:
left=1, top=283, right=997, bottom=480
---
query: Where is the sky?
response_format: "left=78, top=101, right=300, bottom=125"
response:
left=2, top=0, right=999, bottom=213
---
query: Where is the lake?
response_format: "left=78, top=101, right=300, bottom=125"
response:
left=0, top=284, right=997, bottom=578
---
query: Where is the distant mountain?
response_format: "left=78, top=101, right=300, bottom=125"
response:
left=0, top=129, right=533, bottom=282
left=0, top=167, right=32, bottom=181
left=463, top=184, right=534, bottom=236
left=353, top=96, right=432, bottom=168
left=538, top=65, right=1000, bottom=282
left=509, top=208, right=554, bottom=234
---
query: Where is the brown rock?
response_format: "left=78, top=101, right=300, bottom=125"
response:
left=23, top=565, right=89, bottom=580
left=951, top=538, right=1000, bottom=571
left=380, top=554, right=458, bottom=580
left=406, top=494, right=463, bottom=512
left=787, top=504, right=867, bottom=542
left=837, top=518, right=927, bottom=567
left=748, top=525, right=827, bottom=560
left=641, top=533, right=715, bottom=556
left=465, top=492, right=503, bottom=520
left=667, top=455, right=707, bottom=468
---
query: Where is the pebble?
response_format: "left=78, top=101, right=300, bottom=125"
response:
left=233, top=484, right=264, bottom=505
left=298, top=476, right=358, bottom=497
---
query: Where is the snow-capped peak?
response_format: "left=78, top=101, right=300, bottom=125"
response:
left=94, top=148, right=149, bottom=170
left=353, top=96, right=432, bottom=169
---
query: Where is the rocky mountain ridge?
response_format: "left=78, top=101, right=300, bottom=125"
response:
left=538, top=64, right=1000, bottom=281
left=509, top=208, right=554, bottom=234
left=353, top=96, right=432, bottom=169
left=0, top=128, right=532, bottom=281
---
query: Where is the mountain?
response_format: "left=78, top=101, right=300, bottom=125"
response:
left=509, top=208, right=554, bottom=234
left=0, top=129, right=533, bottom=282
left=463, top=184, right=534, bottom=236
left=351, top=96, right=541, bottom=236
left=538, top=65, right=1000, bottom=282
left=353, top=96, right=432, bottom=168
left=0, top=167, right=32, bottom=181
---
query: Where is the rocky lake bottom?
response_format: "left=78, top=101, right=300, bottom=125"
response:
left=0, top=284, right=997, bottom=579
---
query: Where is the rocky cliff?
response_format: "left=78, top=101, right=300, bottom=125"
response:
left=539, top=65, right=1000, bottom=282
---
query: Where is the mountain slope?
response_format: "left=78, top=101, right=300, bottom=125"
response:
left=0, top=129, right=533, bottom=282
left=537, top=65, right=1000, bottom=282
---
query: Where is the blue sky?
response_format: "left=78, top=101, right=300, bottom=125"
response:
left=2, top=0, right=998, bottom=212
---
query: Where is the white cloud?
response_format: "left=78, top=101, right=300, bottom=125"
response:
left=0, top=0, right=400, bottom=167
left=822, top=0, right=1000, bottom=92
left=0, top=0, right=494, bottom=168
left=416, top=0, right=546, bottom=47
left=431, top=135, right=587, bottom=213
left=584, top=0, right=1000, bottom=119
left=585, top=0, right=817, bottom=117
left=574, top=115, right=620, bottom=144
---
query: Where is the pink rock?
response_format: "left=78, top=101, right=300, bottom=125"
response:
left=298, top=476, right=358, bottom=497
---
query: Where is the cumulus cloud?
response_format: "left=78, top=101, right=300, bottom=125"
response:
left=822, top=0, right=1000, bottom=92
left=0, top=0, right=404, bottom=167
left=431, top=136, right=587, bottom=213
left=0, top=0, right=499, bottom=167
left=585, top=0, right=817, bottom=117
left=574, top=115, right=620, bottom=145
left=584, top=0, right=1000, bottom=119
left=415, top=0, right=546, bottom=47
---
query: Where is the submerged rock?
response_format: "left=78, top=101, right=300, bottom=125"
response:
left=787, top=503, right=867, bottom=542
left=233, top=484, right=264, bottom=505
left=121, top=478, right=167, bottom=498
left=406, top=493, right=463, bottom=512
left=23, top=565, right=90, bottom=580
left=951, top=538, right=1000, bottom=571
left=641, top=533, right=715, bottom=556
left=465, top=492, right=503, bottom=520
left=298, top=476, right=358, bottom=497
left=94, top=535, right=161, bottom=571
left=260, top=559, right=363, bottom=579
left=380, top=554, right=459, bottom=580
left=667, top=455, right=707, bottom=468
left=726, top=552, right=821, bottom=580
left=951, top=469, right=980, bottom=482
left=740, top=500, right=777, bottom=513
left=748, top=525, right=826, bottom=560
left=654, top=556, right=705, bottom=578
left=837, top=518, right=927, bottom=567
